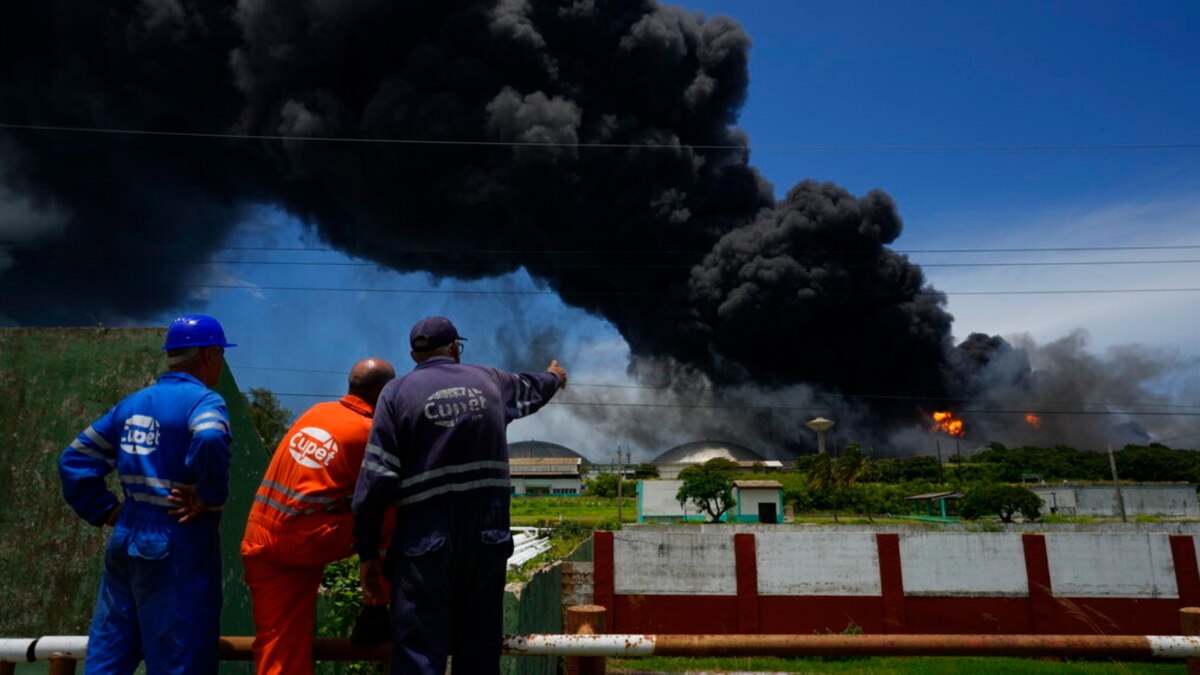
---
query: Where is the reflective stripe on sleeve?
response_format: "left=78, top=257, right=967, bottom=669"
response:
left=83, top=426, right=113, bottom=451
left=365, top=444, right=402, bottom=472
left=361, top=459, right=399, bottom=480
left=70, top=440, right=116, bottom=466
left=190, top=411, right=229, bottom=433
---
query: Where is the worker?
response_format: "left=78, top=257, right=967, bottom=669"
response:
left=353, top=316, right=567, bottom=675
left=241, top=357, right=396, bottom=675
left=58, top=314, right=235, bottom=674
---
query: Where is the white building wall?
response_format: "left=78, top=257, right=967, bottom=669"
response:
left=756, top=532, right=881, bottom=596
left=1045, top=533, right=1179, bottom=598
left=613, top=529, right=736, bottom=595
left=899, top=532, right=1028, bottom=596
left=736, top=487, right=779, bottom=519
left=639, top=480, right=703, bottom=520
left=511, top=476, right=581, bottom=496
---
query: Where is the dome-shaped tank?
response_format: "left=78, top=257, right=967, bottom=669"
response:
left=509, top=440, right=591, bottom=465
left=651, top=439, right=765, bottom=465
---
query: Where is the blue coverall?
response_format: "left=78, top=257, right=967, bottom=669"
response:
left=352, top=356, right=562, bottom=675
left=59, top=371, right=232, bottom=675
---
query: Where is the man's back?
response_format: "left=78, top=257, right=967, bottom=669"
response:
left=247, top=395, right=374, bottom=529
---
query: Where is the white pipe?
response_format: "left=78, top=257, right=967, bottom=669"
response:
left=502, top=634, right=657, bottom=656
left=0, top=638, right=35, bottom=663
left=33, top=636, right=89, bottom=660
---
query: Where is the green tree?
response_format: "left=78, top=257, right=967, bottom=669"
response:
left=246, top=387, right=293, bottom=452
left=676, top=457, right=739, bottom=522
left=961, top=484, right=1042, bottom=523
left=836, top=444, right=873, bottom=522
left=633, top=463, right=660, bottom=479
left=805, top=452, right=840, bottom=522
left=583, top=472, right=636, bottom=497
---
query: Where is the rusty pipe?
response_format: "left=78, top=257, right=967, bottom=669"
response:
left=502, top=633, right=1200, bottom=659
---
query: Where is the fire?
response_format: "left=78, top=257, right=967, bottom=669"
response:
left=931, top=410, right=965, bottom=437
left=1025, top=413, right=1042, bottom=430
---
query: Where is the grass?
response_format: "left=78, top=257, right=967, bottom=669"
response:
left=510, top=496, right=637, bottom=526
left=608, top=656, right=1184, bottom=673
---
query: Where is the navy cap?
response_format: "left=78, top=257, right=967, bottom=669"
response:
left=410, top=316, right=467, bottom=351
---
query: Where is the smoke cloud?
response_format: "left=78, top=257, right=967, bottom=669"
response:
left=1, top=1, right=1188, bottom=450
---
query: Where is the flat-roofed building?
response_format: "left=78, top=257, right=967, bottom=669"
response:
left=508, top=440, right=588, bottom=496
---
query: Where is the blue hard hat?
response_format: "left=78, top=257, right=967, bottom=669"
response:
left=162, top=315, right=237, bottom=351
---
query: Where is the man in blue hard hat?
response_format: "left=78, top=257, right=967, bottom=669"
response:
left=353, top=316, right=567, bottom=675
left=59, top=314, right=236, bottom=674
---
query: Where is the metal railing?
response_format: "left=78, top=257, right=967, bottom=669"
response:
left=6, top=606, right=1200, bottom=674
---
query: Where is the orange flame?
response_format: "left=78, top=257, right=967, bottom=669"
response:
left=931, top=410, right=965, bottom=437
left=1025, top=413, right=1042, bottom=430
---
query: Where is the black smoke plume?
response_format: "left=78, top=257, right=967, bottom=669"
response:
left=3, top=1, right=1184, bottom=449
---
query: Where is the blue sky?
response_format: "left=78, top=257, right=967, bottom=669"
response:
left=190, top=1, right=1200, bottom=458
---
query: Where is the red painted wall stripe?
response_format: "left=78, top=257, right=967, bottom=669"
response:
left=1023, top=533, right=1057, bottom=633
left=1170, top=535, right=1200, bottom=606
left=734, top=532, right=760, bottom=632
left=876, top=533, right=906, bottom=633
left=593, top=530, right=615, bottom=629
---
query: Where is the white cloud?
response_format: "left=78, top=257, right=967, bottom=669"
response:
left=917, top=190, right=1200, bottom=354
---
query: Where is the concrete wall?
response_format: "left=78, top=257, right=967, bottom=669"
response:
left=1031, top=484, right=1199, bottom=517
left=593, top=525, right=1200, bottom=636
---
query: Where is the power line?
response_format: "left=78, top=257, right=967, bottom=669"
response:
left=7, top=241, right=1199, bottom=256
left=230, top=364, right=1200, bottom=410
left=4, top=122, right=1199, bottom=153
left=56, top=256, right=1200, bottom=271
left=263, top=391, right=1200, bottom=416
left=185, top=282, right=1200, bottom=297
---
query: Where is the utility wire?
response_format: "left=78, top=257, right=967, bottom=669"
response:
left=7, top=241, right=1199, bottom=256
left=263, top=391, right=1200, bottom=417
left=58, top=256, right=1200, bottom=270
left=230, top=364, right=1200, bottom=410
left=184, top=282, right=1200, bottom=297
left=4, top=122, right=1199, bottom=153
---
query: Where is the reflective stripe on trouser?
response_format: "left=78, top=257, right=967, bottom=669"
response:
left=243, top=555, right=324, bottom=675
left=84, top=519, right=221, bottom=675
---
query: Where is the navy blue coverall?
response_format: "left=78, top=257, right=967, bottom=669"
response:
left=352, top=356, right=561, bottom=675
left=59, top=371, right=232, bottom=674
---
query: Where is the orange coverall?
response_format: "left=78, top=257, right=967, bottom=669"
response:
left=241, top=393, right=388, bottom=675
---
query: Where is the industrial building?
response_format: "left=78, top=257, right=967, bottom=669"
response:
left=508, top=440, right=588, bottom=496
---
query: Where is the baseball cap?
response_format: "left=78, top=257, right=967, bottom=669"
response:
left=410, top=316, right=467, bottom=351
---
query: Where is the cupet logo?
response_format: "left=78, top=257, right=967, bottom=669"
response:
left=288, top=427, right=340, bottom=469
left=423, top=387, right=487, bottom=428
left=120, top=415, right=161, bottom=455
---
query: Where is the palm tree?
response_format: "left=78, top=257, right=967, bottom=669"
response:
left=835, top=444, right=873, bottom=522
left=806, top=451, right=839, bottom=523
